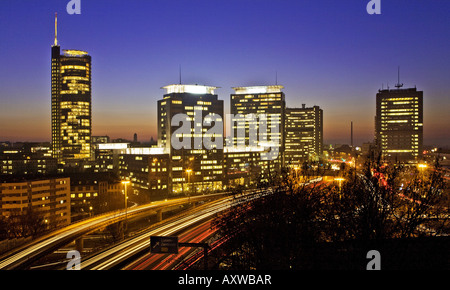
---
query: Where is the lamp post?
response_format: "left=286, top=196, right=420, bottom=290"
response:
left=186, top=169, right=192, bottom=200
left=294, top=167, right=299, bottom=179
left=121, top=180, right=130, bottom=229
left=417, top=163, right=427, bottom=181
left=334, top=177, right=345, bottom=198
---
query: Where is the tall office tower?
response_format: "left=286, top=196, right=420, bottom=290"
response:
left=230, top=86, right=285, bottom=170
left=157, top=84, right=224, bottom=195
left=285, top=104, right=323, bottom=166
left=51, top=14, right=92, bottom=165
left=375, top=87, right=423, bottom=163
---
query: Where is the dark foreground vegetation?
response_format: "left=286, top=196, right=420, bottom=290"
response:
left=210, top=160, right=449, bottom=270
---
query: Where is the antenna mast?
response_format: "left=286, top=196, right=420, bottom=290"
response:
left=54, top=12, right=58, bottom=46
left=395, top=66, right=403, bottom=89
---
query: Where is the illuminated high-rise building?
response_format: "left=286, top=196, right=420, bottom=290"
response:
left=51, top=14, right=92, bottom=164
left=285, top=104, right=323, bottom=165
left=375, top=87, right=423, bottom=162
left=157, top=84, right=224, bottom=195
left=230, top=85, right=285, bottom=172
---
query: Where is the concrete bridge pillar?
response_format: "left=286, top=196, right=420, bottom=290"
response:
left=156, top=209, right=163, bottom=222
left=75, top=237, right=84, bottom=253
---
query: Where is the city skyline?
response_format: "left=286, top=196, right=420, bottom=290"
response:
left=1, top=0, right=450, bottom=147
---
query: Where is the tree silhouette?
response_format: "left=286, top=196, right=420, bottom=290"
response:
left=211, top=159, right=449, bottom=270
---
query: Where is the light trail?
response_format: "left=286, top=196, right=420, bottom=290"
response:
left=129, top=220, right=215, bottom=270
left=0, top=193, right=228, bottom=270
left=82, top=188, right=276, bottom=270
left=82, top=196, right=233, bottom=270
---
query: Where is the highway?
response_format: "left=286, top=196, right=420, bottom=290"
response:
left=63, top=175, right=448, bottom=269
left=123, top=219, right=214, bottom=270
left=79, top=189, right=272, bottom=270
left=81, top=197, right=231, bottom=270
left=0, top=182, right=317, bottom=270
left=0, top=192, right=228, bottom=270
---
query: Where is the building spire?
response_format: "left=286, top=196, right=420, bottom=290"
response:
left=54, top=12, right=58, bottom=46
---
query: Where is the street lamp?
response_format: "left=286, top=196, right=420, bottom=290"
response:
left=334, top=177, right=345, bottom=196
left=417, top=163, right=427, bottom=169
left=418, top=163, right=427, bottom=181
left=186, top=169, right=192, bottom=198
left=121, top=180, right=130, bottom=228
left=294, top=167, right=299, bottom=179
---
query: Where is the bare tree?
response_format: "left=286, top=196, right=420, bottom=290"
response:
left=210, top=159, right=449, bottom=270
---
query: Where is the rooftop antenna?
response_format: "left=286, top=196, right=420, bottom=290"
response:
left=395, top=66, right=403, bottom=89
left=179, top=65, right=182, bottom=84
left=54, top=12, right=58, bottom=46
left=275, top=71, right=278, bottom=85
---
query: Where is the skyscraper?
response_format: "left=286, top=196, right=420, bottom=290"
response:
left=375, top=87, right=423, bottom=163
left=230, top=85, right=285, bottom=171
left=285, top=104, right=323, bottom=165
left=157, top=84, right=224, bottom=194
left=51, top=14, right=92, bottom=165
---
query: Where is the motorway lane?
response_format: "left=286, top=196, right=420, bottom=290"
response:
left=80, top=196, right=233, bottom=270
left=0, top=193, right=228, bottom=270
left=123, top=219, right=216, bottom=270
left=83, top=182, right=322, bottom=270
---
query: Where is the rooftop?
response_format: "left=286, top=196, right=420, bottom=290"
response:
left=63, top=49, right=89, bottom=57
left=162, top=84, right=219, bottom=95
left=232, top=85, right=284, bottom=95
left=377, top=87, right=419, bottom=93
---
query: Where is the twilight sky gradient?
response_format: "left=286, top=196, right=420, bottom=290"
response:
left=0, top=0, right=449, bottom=146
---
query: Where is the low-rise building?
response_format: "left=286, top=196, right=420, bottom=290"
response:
left=0, top=176, right=71, bottom=229
left=69, top=172, right=122, bottom=221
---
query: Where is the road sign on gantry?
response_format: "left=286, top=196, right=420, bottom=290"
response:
left=150, top=236, right=179, bottom=254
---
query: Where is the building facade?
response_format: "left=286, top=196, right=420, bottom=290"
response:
left=118, top=147, right=169, bottom=199
left=69, top=173, right=122, bottom=222
left=51, top=15, right=92, bottom=165
left=285, top=105, right=323, bottom=166
left=0, top=143, right=57, bottom=175
left=230, top=85, right=285, bottom=170
left=0, top=177, right=71, bottom=229
left=224, top=146, right=272, bottom=188
left=157, top=84, right=225, bottom=195
left=375, top=87, right=423, bottom=163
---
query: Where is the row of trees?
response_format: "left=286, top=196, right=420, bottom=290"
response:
left=210, top=159, right=449, bottom=269
left=0, top=209, right=47, bottom=240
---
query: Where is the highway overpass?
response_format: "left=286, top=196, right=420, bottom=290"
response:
left=0, top=192, right=228, bottom=270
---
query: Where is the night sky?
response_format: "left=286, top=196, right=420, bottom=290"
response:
left=1, top=0, right=449, bottom=147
